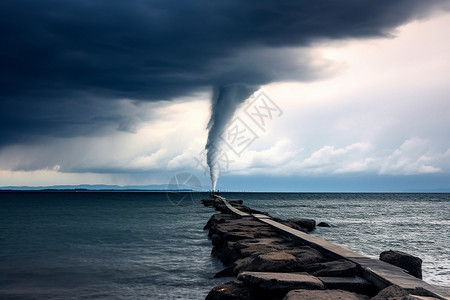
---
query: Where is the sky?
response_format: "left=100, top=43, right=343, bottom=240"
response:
left=1, top=1, right=450, bottom=191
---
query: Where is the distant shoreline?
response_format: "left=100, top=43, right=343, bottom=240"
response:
left=0, top=189, right=195, bottom=192
left=1, top=189, right=449, bottom=194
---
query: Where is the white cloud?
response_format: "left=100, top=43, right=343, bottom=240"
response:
left=379, top=138, right=442, bottom=175
left=292, top=142, right=373, bottom=175
left=228, top=139, right=298, bottom=175
left=0, top=97, right=211, bottom=185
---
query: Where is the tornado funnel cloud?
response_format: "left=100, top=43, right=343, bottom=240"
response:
left=205, top=84, right=258, bottom=190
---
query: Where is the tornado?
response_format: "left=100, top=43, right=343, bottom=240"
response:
left=205, top=83, right=258, bottom=190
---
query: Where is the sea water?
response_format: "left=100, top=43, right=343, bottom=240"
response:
left=0, top=192, right=449, bottom=299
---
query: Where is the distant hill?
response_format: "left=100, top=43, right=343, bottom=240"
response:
left=0, top=184, right=204, bottom=191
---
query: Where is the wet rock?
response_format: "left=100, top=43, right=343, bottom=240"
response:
left=238, top=271, right=325, bottom=292
left=204, top=213, right=234, bottom=230
left=229, top=200, right=244, bottom=205
left=215, top=202, right=227, bottom=211
left=232, top=243, right=328, bottom=274
left=211, top=218, right=272, bottom=236
left=285, top=246, right=328, bottom=267
left=214, top=266, right=234, bottom=278
left=212, top=241, right=240, bottom=265
left=238, top=241, right=286, bottom=258
left=318, top=276, right=377, bottom=295
left=202, top=198, right=219, bottom=207
left=285, top=221, right=309, bottom=232
left=211, top=234, right=223, bottom=246
left=233, top=251, right=298, bottom=274
left=317, top=222, right=331, bottom=227
left=380, top=250, right=422, bottom=279
left=235, top=237, right=289, bottom=250
left=205, top=280, right=260, bottom=300
left=224, top=231, right=258, bottom=241
left=284, top=289, right=370, bottom=300
left=304, top=259, right=360, bottom=277
left=370, top=285, right=410, bottom=300
left=288, top=218, right=316, bottom=232
left=370, top=285, right=433, bottom=300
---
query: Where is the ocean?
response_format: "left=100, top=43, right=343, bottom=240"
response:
left=0, top=192, right=449, bottom=299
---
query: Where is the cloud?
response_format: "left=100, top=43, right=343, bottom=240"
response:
left=292, top=143, right=372, bottom=174
left=1, top=0, right=449, bottom=147
left=0, top=99, right=209, bottom=174
left=380, top=138, right=442, bottom=175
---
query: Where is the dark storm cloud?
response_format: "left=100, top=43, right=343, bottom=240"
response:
left=0, top=0, right=448, bottom=146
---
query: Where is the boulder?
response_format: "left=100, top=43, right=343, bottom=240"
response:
left=238, top=242, right=286, bottom=258
left=223, top=231, right=257, bottom=241
left=215, top=202, right=227, bottom=211
left=370, top=285, right=434, bottom=300
left=211, top=234, right=222, bottom=246
left=212, top=237, right=291, bottom=266
left=204, top=213, right=234, bottom=230
left=233, top=251, right=299, bottom=274
left=288, top=218, right=316, bottom=232
left=237, top=271, right=325, bottom=292
left=283, top=289, right=370, bottom=300
left=304, top=259, right=360, bottom=277
left=228, top=200, right=244, bottom=205
left=317, top=222, right=331, bottom=227
left=211, top=218, right=272, bottom=236
left=379, top=250, right=422, bottom=279
left=287, top=222, right=309, bottom=233
left=370, top=285, right=410, bottom=300
left=214, top=266, right=234, bottom=278
left=285, top=246, right=328, bottom=267
left=212, top=241, right=240, bottom=265
left=205, top=280, right=259, bottom=300
left=318, top=276, right=377, bottom=295
left=202, top=198, right=219, bottom=207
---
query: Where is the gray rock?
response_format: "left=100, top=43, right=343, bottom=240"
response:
left=284, top=289, right=370, bottom=300
left=318, top=276, right=377, bottom=295
left=286, top=246, right=328, bottom=267
left=233, top=251, right=298, bottom=274
left=211, top=234, right=222, bottom=246
left=205, top=280, right=259, bottom=300
left=238, top=241, right=285, bottom=258
left=214, top=266, right=234, bottom=278
left=380, top=250, right=422, bottom=279
left=370, top=285, right=434, bottom=300
left=204, top=213, right=234, bottom=230
left=317, top=222, right=331, bottom=227
left=228, top=200, right=244, bottom=205
left=370, top=285, right=410, bottom=300
left=305, top=259, right=360, bottom=277
left=288, top=218, right=316, bottom=232
left=202, top=198, right=220, bottom=207
left=237, top=271, right=325, bottom=291
left=212, top=241, right=241, bottom=265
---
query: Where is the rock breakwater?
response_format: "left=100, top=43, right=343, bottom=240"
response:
left=202, top=195, right=448, bottom=300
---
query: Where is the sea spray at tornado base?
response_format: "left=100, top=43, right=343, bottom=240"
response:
left=205, top=84, right=258, bottom=190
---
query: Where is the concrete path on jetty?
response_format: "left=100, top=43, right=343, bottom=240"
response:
left=209, top=195, right=450, bottom=300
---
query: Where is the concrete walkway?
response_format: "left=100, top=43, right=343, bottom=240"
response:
left=220, top=198, right=450, bottom=300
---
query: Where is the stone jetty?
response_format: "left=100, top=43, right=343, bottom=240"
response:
left=202, top=195, right=450, bottom=300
